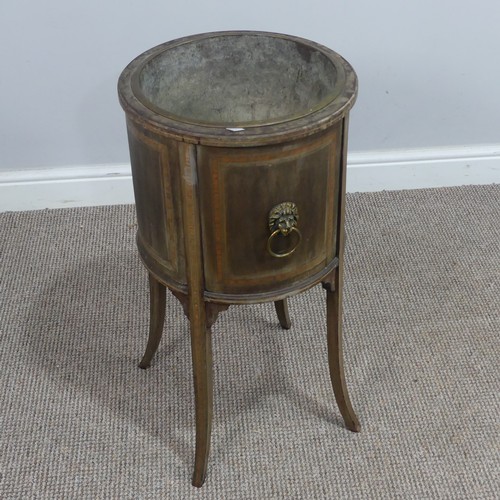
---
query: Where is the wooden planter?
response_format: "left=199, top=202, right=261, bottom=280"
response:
left=118, top=31, right=359, bottom=487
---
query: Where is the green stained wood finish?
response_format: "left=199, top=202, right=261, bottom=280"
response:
left=118, top=31, right=360, bottom=487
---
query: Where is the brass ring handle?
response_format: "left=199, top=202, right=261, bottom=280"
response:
left=267, top=226, right=302, bottom=258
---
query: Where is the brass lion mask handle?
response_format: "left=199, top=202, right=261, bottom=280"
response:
left=267, top=202, right=302, bottom=258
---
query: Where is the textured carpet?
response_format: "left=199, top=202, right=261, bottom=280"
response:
left=0, top=185, right=499, bottom=499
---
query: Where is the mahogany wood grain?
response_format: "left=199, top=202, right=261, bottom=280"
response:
left=119, top=31, right=360, bottom=487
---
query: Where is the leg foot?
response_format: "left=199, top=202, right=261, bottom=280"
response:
left=325, top=271, right=360, bottom=432
left=190, top=301, right=213, bottom=487
left=274, top=299, right=291, bottom=329
left=138, top=273, right=166, bottom=369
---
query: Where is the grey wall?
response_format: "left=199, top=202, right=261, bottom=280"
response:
left=1, top=0, right=498, bottom=171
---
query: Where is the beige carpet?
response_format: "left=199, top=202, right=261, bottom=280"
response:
left=0, top=185, right=499, bottom=499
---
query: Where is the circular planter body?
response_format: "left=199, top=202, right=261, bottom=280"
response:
left=118, top=31, right=357, bottom=305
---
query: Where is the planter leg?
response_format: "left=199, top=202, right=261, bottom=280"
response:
left=190, top=299, right=213, bottom=487
left=274, top=299, right=291, bottom=329
left=325, top=269, right=360, bottom=433
left=139, top=273, right=166, bottom=369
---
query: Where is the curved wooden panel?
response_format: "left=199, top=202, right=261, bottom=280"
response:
left=197, top=126, right=341, bottom=295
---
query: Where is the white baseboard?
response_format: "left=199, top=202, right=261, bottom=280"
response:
left=347, top=144, right=500, bottom=192
left=1, top=145, right=499, bottom=212
left=0, top=164, right=134, bottom=213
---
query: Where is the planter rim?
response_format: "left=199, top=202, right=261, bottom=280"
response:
left=118, top=31, right=358, bottom=147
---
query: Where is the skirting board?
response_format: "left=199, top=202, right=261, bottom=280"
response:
left=1, top=145, right=499, bottom=212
